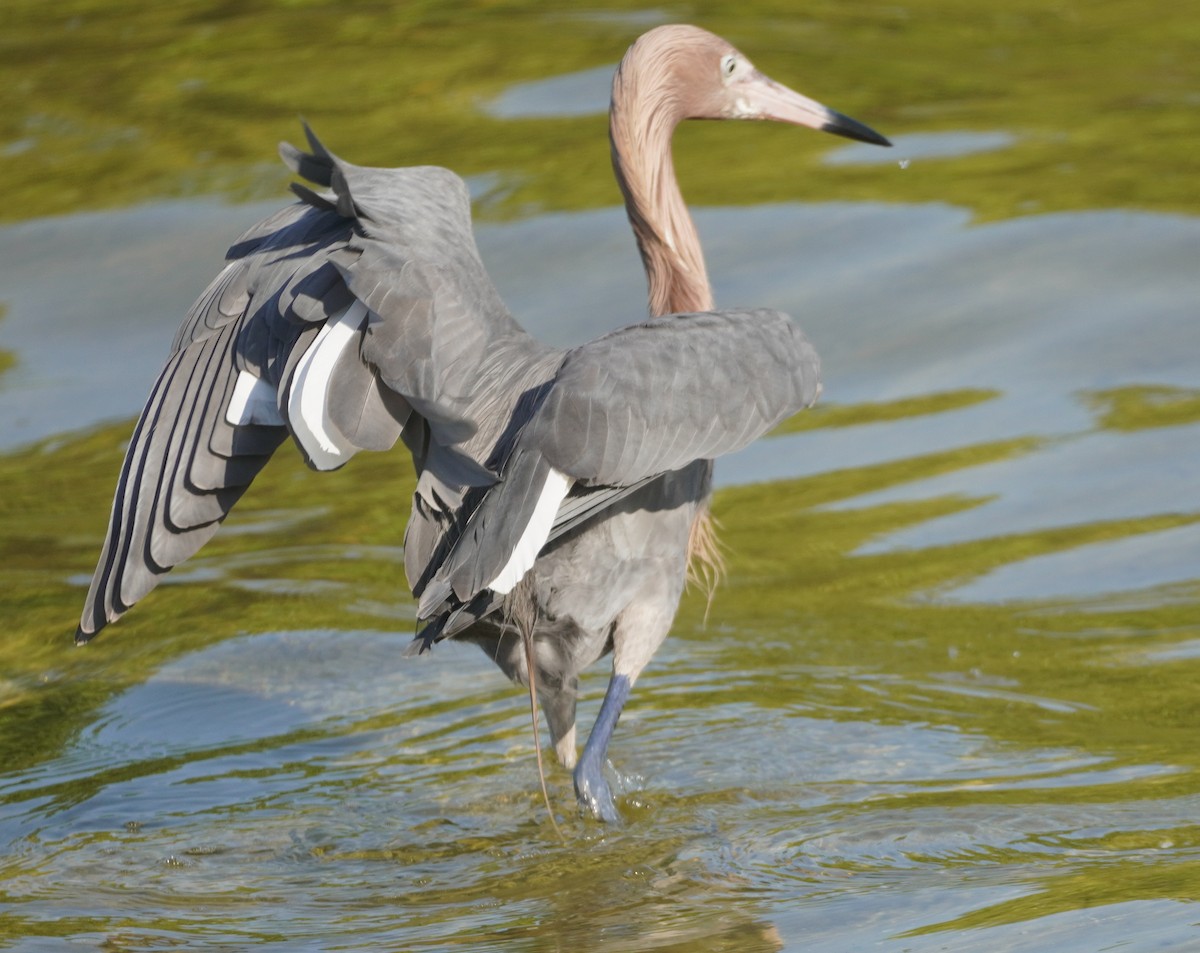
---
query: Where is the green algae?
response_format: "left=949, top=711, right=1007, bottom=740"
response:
left=0, top=305, right=13, bottom=378
left=0, top=5, right=1198, bottom=944
left=2, top=0, right=1198, bottom=224
left=3, top=413, right=1197, bottom=801
left=770, top=388, right=1000, bottom=435
left=1083, top=385, right=1200, bottom=433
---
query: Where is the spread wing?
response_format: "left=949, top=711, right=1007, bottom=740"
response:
left=76, top=125, right=533, bottom=642
left=531, top=308, right=821, bottom=484
left=412, top=307, right=821, bottom=636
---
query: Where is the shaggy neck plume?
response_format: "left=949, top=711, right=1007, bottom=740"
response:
left=609, top=45, right=714, bottom=317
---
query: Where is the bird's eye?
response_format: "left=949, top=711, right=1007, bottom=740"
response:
left=721, top=55, right=738, bottom=78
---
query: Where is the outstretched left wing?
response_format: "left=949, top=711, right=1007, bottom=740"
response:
left=75, top=124, right=524, bottom=643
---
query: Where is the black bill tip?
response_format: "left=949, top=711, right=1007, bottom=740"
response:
left=822, top=109, right=892, bottom=147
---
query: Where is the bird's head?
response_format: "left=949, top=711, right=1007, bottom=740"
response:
left=615, top=24, right=891, bottom=147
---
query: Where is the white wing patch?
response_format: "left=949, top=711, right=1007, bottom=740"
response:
left=287, top=300, right=368, bottom=470
left=488, top=468, right=572, bottom=594
left=225, top=370, right=285, bottom=427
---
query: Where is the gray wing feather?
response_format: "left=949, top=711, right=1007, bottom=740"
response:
left=78, top=315, right=289, bottom=641
left=529, top=308, right=821, bottom=485
left=410, top=308, right=820, bottom=637
left=77, top=124, right=540, bottom=642
left=403, top=439, right=504, bottom=595
left=325, top=342, right=413, bottom=451
left=161, top=324, right=240, bottom=534
left=170, top=258, right=248, bottom=355
left=417, top=448, right=552, bottom=616
left=154, top=326, right=249, bottom=566
left=406, top=473, right=659, bottom=652
left=78, top=146, right=361, bottom=640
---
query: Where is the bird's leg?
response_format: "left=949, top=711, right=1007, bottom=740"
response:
left=573, top=671, right=631, bottom=823
left=574, top=598, right=674, bottom=821
left=540, top=676, right=579, bottom=769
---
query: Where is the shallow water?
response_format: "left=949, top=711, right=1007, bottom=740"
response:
left=2, top=2, right=1199, bottom=950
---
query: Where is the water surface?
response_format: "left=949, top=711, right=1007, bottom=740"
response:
left=1, top=2, right=1198, bottom=951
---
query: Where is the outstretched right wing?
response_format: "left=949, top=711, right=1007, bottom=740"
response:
left=529, top=308, right=821, bottom=485
left=411, top=306, right=822, bottom=643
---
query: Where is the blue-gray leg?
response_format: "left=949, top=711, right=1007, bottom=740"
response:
left=573, top=673, right=631, bottom=822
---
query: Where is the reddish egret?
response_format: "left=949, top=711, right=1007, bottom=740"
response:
left=76, top=24, right=889, bottom=821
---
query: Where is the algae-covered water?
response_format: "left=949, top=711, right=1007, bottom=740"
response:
left=2, top=2, right=1198, bottom=950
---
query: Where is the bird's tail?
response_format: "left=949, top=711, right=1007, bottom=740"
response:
left=416, top=449, right=568, bottom=619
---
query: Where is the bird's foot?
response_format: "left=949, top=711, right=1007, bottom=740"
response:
left=573, top=672, right=632, bottom=822
left=574, top=755, right=620, bottom=823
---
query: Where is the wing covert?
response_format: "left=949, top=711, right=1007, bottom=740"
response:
left=527, top=308, right=821, bottom=486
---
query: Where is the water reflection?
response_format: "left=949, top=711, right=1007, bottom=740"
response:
left=2, top=183, right=1198, bottom=950
left=824, top=130, right=1018, bottom=166
left=484, top=64, right=614, bottom=119
left=942, top=520, right=1200, bottom=604
left=2, top=1, right=1199, bottom=947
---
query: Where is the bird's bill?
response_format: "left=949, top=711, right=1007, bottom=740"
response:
left=745, top=73, right=891, bottom=147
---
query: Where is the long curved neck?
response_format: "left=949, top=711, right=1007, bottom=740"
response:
left=610, top=65, right=714, bottom=317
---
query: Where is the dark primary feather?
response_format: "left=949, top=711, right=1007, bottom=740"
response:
left=77, top=283, right=289, bottom=641
left=417, top=447, right=555, bottom=613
